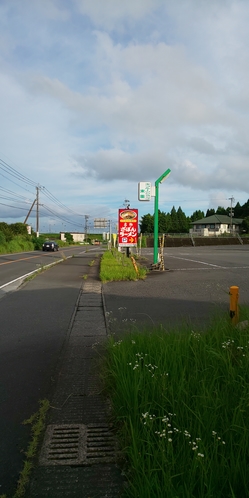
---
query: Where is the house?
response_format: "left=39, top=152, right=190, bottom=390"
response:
left=60, top=232, right=85, bottom=242
left=190, top=215, right=243, bottom=236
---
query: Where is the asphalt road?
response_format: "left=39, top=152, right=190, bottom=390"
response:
left=103, top=245, right=249, bottom=332
left=1, top=244, right=248, bottom=495
left=0, top=249, right=100, bottom=496
left=0, top=246, right=90, bottom=291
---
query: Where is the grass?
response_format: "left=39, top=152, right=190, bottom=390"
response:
left=103, top=312, right=249, bottom=497
left=0, top=236, right=34, bottom=254
left=0, top=400, right=50, bottom=498
left=13, top=400, right=50, bottom=498
left=100, top=249, right=147, bottom=282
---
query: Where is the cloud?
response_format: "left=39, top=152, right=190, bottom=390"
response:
left=173, top=157, right=249, bottom=194
left=1, top=0, right=249, bottom=228
left=74, top=0, right=162, bottom=30
left=74, top=148, right=170, bottom=182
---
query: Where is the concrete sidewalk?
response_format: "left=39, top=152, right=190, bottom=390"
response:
left=26, top=245, right=249, bottom=496
left=28, top=261, right=124, bottom=497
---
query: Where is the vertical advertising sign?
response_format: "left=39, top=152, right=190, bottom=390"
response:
left=118, top=208, right=138, bottom=247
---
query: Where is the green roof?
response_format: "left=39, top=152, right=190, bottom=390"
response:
left=191, top=215, right=243, bottom=225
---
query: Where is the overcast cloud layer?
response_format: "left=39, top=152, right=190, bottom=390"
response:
left=0, top=0, right=249, bottom=230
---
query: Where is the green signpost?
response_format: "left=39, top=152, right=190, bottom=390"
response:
left=153, top=168, right=171, bottom=264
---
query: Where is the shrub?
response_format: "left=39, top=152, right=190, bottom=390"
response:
left=65, top=232, right=74, bottom=244
left=0, top=231, right=6, bottom=245
left=32, top=236, right=45, bottom=250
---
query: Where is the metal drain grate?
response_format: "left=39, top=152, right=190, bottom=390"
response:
left=39, top=423, right=118, bottom=466
left=86, top=423, right=117, bottom=464
left=39, top=424, right=87, bottom=466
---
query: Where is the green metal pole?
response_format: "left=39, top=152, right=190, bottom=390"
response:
left=153, top=168, right=171, bottom=265
left=153, top=182, right=159, bottom=264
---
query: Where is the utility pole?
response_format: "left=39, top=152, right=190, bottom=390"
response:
left=36, top=186, right=40, bottom=237
left=85, top=215, right=89, bottom=242
left=109, top=219, right=112, bottom=244
left=228, top=196, right=235, bottom=234
left=24, top=198, right=36, bottom=225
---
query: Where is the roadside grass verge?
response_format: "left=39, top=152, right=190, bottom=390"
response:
left=13, top=399, right=50, bottom=498
left=100, top=249, right=147, bottom=282
left=103, top=312, right=249, bottom=497
left=0, top=400, right=50, bottom=498
left=0, top=236, right=34, bottom=254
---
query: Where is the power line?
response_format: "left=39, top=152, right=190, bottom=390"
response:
left=42, top=188, right=84, bottom=217
left=0, top=157, right=85, bottom=224
left=40, top=204, right=85, bottom=228
left=0, top=195, right=33, bottom=203
left=0, top=186, right=33, bottom=201
left=0, top=170, right=35, bottom=196
left=0, top=202, right=28, bottom=211
left=0, top=158, right=37, bottom=187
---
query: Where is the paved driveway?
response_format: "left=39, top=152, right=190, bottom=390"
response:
left=103, top=246, right=249, bottom=332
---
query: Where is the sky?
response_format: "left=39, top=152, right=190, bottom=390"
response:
left=1, top=0, right=249, bottom=233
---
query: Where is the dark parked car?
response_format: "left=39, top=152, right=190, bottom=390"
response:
left=42, top=241, right=59, bottom=252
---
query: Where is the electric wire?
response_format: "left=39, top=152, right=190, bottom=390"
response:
left=0, top=170, right=35, bottom=196
left=40, top=204, right=84, bottom=228
left=0, top=157, right=84, bottom=223
left=42, top=187, right=84, bottom=217
left=0, top=158, right=37, bottom=187
left=0, top=202, right=28, bottom=211
left=0, top=186, right=33, bottom=201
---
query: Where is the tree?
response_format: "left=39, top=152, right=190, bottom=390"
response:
left=158, top=210, right=169, bottom=233
left=240, top=199, right=249, bottom=218
left=241, top=217, right=249, bottom=233
left=191, top=210, right=204, bottom=222
left=216, top=206, right=227, bottom=215
left=206, top=208, right=215, bottom=217
left=65, top=232, right=73, bottom=244
left=140, top=213, right=154, bottom=233
left=177, top=206, right=190, bottom=233
left=234, top=202, right=242, bottom=218
left=170, top=206, right=179, bottom=233
left=0, top=222, right=13, bottom=242
left=10, top=222, right=28, bottom=236
left=0, top=231, right=6, bottom=245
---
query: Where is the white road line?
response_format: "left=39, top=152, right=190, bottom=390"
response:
left=172, top=266, right=249, bottom=271
left=165, top=255, right=225, bottom=268
left=0, top=256, right=73, bottom=291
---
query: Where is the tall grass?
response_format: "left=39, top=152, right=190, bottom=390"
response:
left=104, top=315, right=249, bottom=497
left=100, top=249, right=147, bottom=282
left=0, top=235, right=34, bottom=254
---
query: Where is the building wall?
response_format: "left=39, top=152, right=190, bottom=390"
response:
left=60, top=232, right=85, bottom=242
left=190, top=223, right=240, bottom=236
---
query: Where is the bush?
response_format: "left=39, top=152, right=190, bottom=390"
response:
left=7, top=236, right=34, bottom=253
left=0, top=231, right=6, bottom=245
left=65, top=232, right=74, bottom=244
left=32, top=236, right=46, bottom=250
left=0, top=222, right=13, bottom=242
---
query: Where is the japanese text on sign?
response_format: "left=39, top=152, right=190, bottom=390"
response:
left=118, top=209, right=138, bottom=247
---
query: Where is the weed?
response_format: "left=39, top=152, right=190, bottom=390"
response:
left=100, top=249, right=147, bottom=282
left=10, top=399, right=50, bottom=498
left=60, top=251, right=67, bottom=260
left=104, top=313, right=249, bottom=497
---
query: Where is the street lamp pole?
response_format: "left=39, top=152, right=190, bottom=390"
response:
left=153, top=168, right=171, bottom=264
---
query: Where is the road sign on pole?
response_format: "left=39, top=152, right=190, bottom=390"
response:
left=94, top=218, right=108, bottom=228
left=138, top=182, right=152, bottom=201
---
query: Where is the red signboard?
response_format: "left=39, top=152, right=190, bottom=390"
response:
left=118, top=208, right=138, bottom=247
